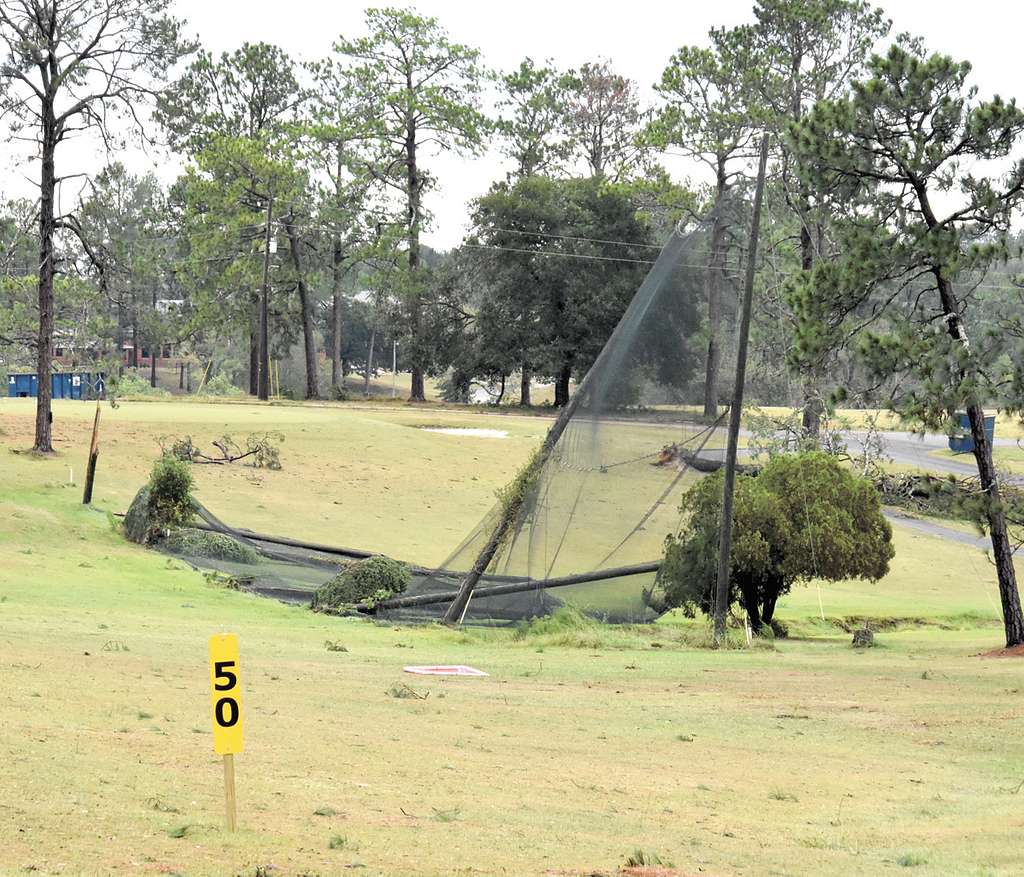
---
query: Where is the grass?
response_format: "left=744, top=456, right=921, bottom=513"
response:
left=930, top=445, right=1024, bottom=475
left=1, top=396, right=1023, bottom=875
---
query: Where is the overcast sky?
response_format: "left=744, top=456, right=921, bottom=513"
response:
left=4, top=0, right=1023, bottom=249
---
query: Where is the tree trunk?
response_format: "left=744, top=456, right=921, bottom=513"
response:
left=410, top=366, right=425, bottom=401
left=186, top=361, right=192, bottom=393
left=405, top=104, right=426, bottom=402
left=761, top=583, right=781, bottom=627
left=331, top=150, right=345, bottom=392
left=968, top=405, right=1024, bottom=645
left=34, top=99, right=57, bottom=453
left=740, top=583, right=762, bottom=633
left=150, top=287, right=158, bottom=388
left=283, top=211, right=319, bottom=400
left=249, top=321, right=259, bottom=396
left=258, top=193, right=274, bottom=401
left=331, top=292, right=343, bottom=391
left=131, top=323, right=139, bottom=368
left=931, top=262, right=1024, bottom=645
left=364, top=326, right=376, bottom=396
left=494, top=373, right=506, bottom=405
left=520, top=363, right=531, bottom=406
left=179, top=361, right=185, bottom=390
left=703, top=164, right=728, bottom=420
left=554, top=361, right=572, bottom=407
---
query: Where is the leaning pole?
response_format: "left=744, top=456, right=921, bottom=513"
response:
left=442, top=230, right=696, bottom=626
left=713, top=133, right=771, bottom=645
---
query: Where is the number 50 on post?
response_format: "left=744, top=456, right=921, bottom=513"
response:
left=208, top=634, right=243, bottom=754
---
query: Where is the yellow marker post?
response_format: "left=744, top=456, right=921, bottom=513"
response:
left=209, top=634, right=243, bottom=831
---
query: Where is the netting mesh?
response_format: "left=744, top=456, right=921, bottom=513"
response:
left=163, top=223, right=740, bottom=623
left=387, top=225, right=735, bottom=622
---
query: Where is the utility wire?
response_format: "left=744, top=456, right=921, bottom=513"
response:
left=481, top=226, right=665, bottom=250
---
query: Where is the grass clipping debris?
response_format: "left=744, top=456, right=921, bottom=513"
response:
left=313, top=555, right=411, bottom=614
left=161, top=528, right=258, bottom=564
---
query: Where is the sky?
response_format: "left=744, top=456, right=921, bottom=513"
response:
left=4, top=0, right=1024, bottom=249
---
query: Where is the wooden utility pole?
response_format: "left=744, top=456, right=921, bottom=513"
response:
left=82, top=400, right=102, bottom=505
left=713, top=133, right=770, bottom=645
left=258, top=193, right=274, bottom=401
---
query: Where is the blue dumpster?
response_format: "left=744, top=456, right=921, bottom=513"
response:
left=949, top=411, right=995, bottom=454
left=7, top=372, right=104, bottom=399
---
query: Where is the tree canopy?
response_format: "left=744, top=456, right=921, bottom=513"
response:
left=657, top=452, right=894, bottom=630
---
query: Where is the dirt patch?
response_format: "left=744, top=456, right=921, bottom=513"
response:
left=980, top=644, right=1024, bottom=658
left=418, top=426, right=509, bottom=438
left=545, top=869, right=699, bottom=877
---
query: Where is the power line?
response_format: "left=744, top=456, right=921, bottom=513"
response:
left=482, top=226, right=665, bottom=250
left=463, top=242, right=659, bottom=266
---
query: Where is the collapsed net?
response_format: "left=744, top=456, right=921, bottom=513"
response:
left=162, top=222, right=741, bottom=623
left=384, top=224, right=737, bottom=622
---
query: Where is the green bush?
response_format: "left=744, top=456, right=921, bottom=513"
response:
left=112, top=374, right=171, bottom=398
left=198, top=373, right=243, bottom=397
left=162, top=528, right=258, bottom=564
left=124, top=455, right=196, bottom=544
left=123, top=486, right=154, bottom=544
left=313, top=555, right=411, bottom=611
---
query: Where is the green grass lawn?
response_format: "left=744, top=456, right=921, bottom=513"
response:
left=1, top=396, right=1022, bottom=876
left=930, top=445, right=1024, bottom=475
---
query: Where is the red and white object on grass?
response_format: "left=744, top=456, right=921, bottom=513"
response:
left=403, top=665, right=489, bottom=677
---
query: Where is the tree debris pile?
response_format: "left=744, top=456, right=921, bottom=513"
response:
left=313, top=556, right=411, bottom=613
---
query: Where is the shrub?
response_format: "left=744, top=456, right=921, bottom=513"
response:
left=313, top=555, right=411, bottom=611
left=124, top=455, right=196, bottom=544
left=112, top=373, right=171, bottom=398
left=659, top=452, right=894, bottom=633
left=199, top=373, right=243, bottom=397
left=162, top=528, right=258, bottom=564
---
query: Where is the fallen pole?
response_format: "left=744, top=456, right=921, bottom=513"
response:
left=367, top=560, right=661, bottom=612
left=82, top=400, right=101, bottom=505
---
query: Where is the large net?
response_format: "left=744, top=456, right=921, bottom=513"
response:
left=163, top=222, right=742, bottom=623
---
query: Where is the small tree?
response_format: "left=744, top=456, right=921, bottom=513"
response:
left=658, top=453, right=893, bottom=630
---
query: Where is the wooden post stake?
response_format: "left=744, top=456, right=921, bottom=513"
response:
left=223, top=753, right=237, bottom=832
left=82, top=400, right=101, bottom=505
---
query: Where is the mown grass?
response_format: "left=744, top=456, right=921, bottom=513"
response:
left=0, top=396, right=1022, bottom=876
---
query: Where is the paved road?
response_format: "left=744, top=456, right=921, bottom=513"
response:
left=845, top=430, right=1023, bottom=483
left=882, top=510, right=990, bottom=551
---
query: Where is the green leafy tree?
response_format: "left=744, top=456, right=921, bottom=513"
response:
left=750, top=0, right=890, bottom=431
left=658, top=453, right=893, bottom=630
left=563, top=60, right=650, bottom=182
left=335, top=7, right=489, bottom=401
left=471, top=175, right=669, bottom=406
left=177, top=135, right=303, bottom=398
left=791, top=40, right=1024, bottom=645
left=304, top=58, right=379, bottom=393
left=70, top=164, right=178, bottom=386
left=0, top=0, right=190, bottom=451
left=496, top=58, right=572, bottom=179
left=648, top=27, right=759, bottom=418
left=158, top=42, right=304, bottom=395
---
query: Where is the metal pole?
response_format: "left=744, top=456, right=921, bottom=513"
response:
left=713, top=133, right=770, bottom=645
left=258, top=192, right=274, bottom=402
